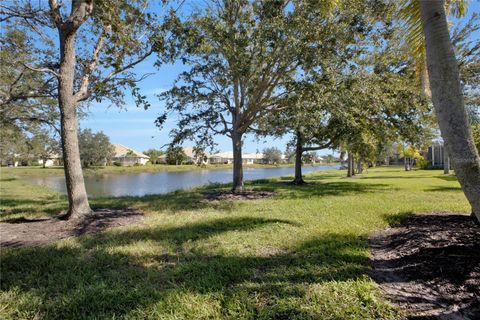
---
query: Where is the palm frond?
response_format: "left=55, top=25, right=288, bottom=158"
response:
left=398, top=0, right=469, bottom=92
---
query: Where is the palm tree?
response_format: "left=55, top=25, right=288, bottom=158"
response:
left=401, top=0, right=480, bottom=221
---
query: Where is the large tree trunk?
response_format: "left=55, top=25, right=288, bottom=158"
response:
left=347, top=151, right=354, bottom=177
left=339, top=150, right=346, bottom=167
left=443, top=144, right=450, bottom=175
left=404, top=157, right=412, bottom=171
left=58, top=32, right=92, bottom=219
left=293, top=131, right=305, bottom=185
left=232, top=131, right=244, bottom=192
left=420, top=1, right=480, bottom=221
left=357, top=159, right=363, bottom=174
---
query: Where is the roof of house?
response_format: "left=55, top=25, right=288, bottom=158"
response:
left=112, top=144, right=149, bottom=159
left=183, top=147, right=210, bottom=158
left=209, top=151, right=264, bottom=159
left=210, top=151, right=234, bottom=159
left=243, top=153, right=264, bottom=160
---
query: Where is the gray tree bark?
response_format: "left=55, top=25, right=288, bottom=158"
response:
left=231, top=131, right=244, bottom=192
left=357, top=159, right=363, bottom=174
left=293, top=131, right=305, bottom=185
left=443, top=144, right=450, bottom=175
left=420, top=1, right=480, bottom=221
left=347, top=152, right=354, bottom=177
left=58, top=31, right=92, bottom=219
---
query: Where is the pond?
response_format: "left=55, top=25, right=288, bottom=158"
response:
left=28, top=165, right=340, bottom=198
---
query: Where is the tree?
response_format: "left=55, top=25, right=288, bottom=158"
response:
left=165, top=146, right=187, bottom=165
left=0, top=28, right=59, bottom=134
left=401, top=0, right=480, bottom=220
left=398, top=144, right=424, bottom=171
left=29, top=129, right=61, bottom=168
left=1, top=1, right=165, bottom=219
left=78, top=129, right=114, bottom=167
left=263, top=147, right=282, bottom=165
left=284, top=147, right=295, bottom=164
left=159, top=0, right=345, bottom=192
left=0, top=124, right=29, bottom=166
left=472, top=124, right=480, bottom=154
left=325, top=154, right=335, bottom=164
left=144, top=149, right=163, bottom=165
left=252, top=0, right=379, bottom=184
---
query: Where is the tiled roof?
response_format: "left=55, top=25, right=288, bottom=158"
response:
left=112, top=144, right=149, bottom=158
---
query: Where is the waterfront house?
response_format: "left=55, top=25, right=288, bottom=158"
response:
left=112, top=144, right=149, bottom=166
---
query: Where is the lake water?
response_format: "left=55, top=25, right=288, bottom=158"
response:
left=29, top=165, right=339, bottom=198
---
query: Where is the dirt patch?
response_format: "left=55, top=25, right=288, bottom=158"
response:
left=201, top=189, right=275, bottom=201
left=369, top=213, right=480, bottom=319
left=0, top=208, right=143, bottom=248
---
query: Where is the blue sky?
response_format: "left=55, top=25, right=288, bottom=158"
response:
left=80, top=1, right=480, bottom=154
left=81, top=58, right=293, bottom=154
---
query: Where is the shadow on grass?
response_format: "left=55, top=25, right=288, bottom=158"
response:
left=1, top=216, right=380, bottom=319
left=381, top=211, right=415, bottom=227
left=425, top=186, right=462, bottom=192
left=356, top=175, right=428, bottom=180
left=0, top=177, right=16, bottom=182
left=273, top=181, right=391, bottom=199
left=80, top=216, right=300, bottom=249
left=0, top=197, right=67, bottom=221
left=436, top=175, right=458, bottom=182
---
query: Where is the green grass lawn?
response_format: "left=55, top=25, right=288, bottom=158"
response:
left=0, top=167, right=469, bottom=319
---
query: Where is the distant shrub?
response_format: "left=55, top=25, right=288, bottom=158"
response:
left=417, top=159, right=430, bottom=169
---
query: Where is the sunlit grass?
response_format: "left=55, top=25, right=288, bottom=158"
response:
left=0, top=166, right=469, bottom=319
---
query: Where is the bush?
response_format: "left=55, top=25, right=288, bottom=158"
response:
left=417, top=159, right=430, bottom=169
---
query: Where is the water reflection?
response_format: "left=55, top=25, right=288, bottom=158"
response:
left=29, top=165, right=339, bottom=198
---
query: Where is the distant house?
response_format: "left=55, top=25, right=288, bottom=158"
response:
left=38, top=153, right=62, bottom=167
left=426, top=143, right=447, bottom=167
left=158, top=147, right=209, bottom=165
left=183, top=147, right=210, bottom=165
left=209, top=151, right=234, bottom=164
left=112, top=144, right=149, bottom=166
left=209, top=151, right=266, bottom=165
left=242, top=152, right=265, bottom=164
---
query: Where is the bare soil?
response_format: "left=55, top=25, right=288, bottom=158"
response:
left=0, top=208, right=143, bottom=248
left=201, top=189, right=275, bottom=201
left=369, top=213, right=480, bottom=320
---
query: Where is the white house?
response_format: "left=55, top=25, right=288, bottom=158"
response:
left=209, top=151, right=234, bottom=164
left=242, top=152, right=265, bottom=164
left=209, top=151, right=265, bottom=164
left=183, top=147, right=210, bottom=165
left=38, top=153, right=62, bottom=167
left=112, top=144, right=149, bottom=166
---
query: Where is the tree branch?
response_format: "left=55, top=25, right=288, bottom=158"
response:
left=23, top=63, right=59, bottom=77
left=74, top=25, right=111, bottom=102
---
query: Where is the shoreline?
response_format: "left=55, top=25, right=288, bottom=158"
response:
left=1, top=163, right=340, bottom=177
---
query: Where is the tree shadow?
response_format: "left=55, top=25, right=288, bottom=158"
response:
left=0, top=197, right=67, bottom=221
left=381, top=211, right=414, bottom=226
left=1, top=216, right=387, bottom=319
left=424, top=186, right=461, bottom=192
left=79, top=216, right=299, bottom=249
left=272, top=181, right=392, bottom=199
left=436, top=175, right=458, bottom=182
left=356, top=175, right=428, bottom=180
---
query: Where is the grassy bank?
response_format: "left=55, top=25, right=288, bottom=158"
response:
left=0, top=167, right=468, bottom=319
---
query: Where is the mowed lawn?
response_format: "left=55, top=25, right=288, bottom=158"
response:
left=0, top=167, right=469, bottom=319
